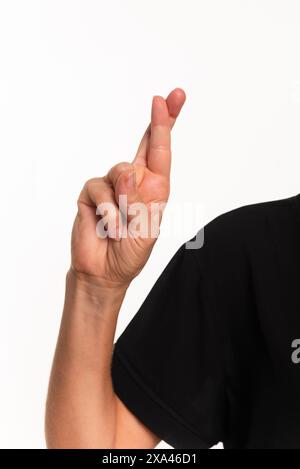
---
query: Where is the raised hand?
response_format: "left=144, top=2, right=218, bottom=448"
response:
left=71, top=88, right=186, bottom=289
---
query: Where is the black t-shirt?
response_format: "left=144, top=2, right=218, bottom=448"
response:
left=111, top=194, right=300, bottom=449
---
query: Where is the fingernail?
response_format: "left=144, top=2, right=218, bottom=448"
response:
left=152, top=95, right=163, bottom=108
left=152, top=95, right=166, bottom=125
left=127, top=171, right=136, bottom=188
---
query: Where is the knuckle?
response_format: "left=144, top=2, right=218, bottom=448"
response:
left=109, top=162, right=133, bottom=181
left=84, top=178, right=96, bottom=191
left=85, top=177, right=107, bottom=194
left=114, top=161, right=132, bottom=172
left=150, top=143, right=170, bottom=152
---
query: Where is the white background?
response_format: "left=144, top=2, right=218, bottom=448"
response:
left=1, top=0, right=300, bottom=449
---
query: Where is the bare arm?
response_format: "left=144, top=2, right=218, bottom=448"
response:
left=45, top=88, right=186, bottom=448
left=45, top=270, right=159, bottom=448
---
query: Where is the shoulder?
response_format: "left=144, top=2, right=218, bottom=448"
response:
left=209, top=194, right=296, bottom=231
left=190, top=194, right=299, bottom=263
left=204, top=193, right=297, bottom=240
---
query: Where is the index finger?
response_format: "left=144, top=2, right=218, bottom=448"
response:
left=133, top=88, right=186, bottom=167
left=146, top=96, right=171, bottom=177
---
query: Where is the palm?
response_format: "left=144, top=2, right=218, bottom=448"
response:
left=71, top=89, right=186, bottom=287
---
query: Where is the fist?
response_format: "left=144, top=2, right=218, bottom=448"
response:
left=71, top=89, right=186, bottom=289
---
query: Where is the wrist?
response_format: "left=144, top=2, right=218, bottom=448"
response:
left=65, top=267, right=129, bottom=310
left=57, top=268, right=124, bottom=374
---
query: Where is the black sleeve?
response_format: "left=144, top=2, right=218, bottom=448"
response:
left=111, top=234, right=228, bottom=449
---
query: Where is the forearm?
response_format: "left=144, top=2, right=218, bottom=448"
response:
left=45, top=269, right=128, bottom=448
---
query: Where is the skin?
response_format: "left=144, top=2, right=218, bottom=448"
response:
left=45, top=88, right=186, bottom=449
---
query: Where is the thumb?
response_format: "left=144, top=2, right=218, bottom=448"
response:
left=115, top=165, right=144, bottom=204
left=115, top=170, right=151, bottom=239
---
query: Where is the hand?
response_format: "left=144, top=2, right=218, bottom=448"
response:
left=70, top=88, right=186, bottom=290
